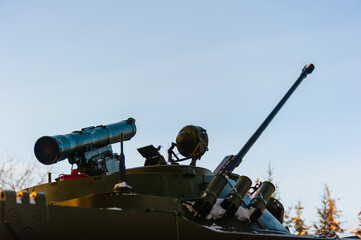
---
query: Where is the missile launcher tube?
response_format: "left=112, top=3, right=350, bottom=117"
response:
left=34, top=118, right=136, bottom=165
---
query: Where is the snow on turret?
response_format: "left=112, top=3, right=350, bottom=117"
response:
left=202, top=198, right=255, bottom=222
left=206, top=199, right=226, bottom=220
left=182, top=198, right=258, bottom=223
left=235, top=206, right=255, bottom=222
left=113, top=181, right=128, bottom=188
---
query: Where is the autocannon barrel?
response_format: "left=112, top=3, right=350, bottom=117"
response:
left=194, top=64, right=315, bottom=218
left=34, top=118, right=136, bottom=165
left=214, top=64, right=315, bottom=175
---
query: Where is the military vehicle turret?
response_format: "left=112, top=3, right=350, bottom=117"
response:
left=1, top=64, right=354, bottom=239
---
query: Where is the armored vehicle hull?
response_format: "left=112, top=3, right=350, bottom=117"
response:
left=1, top=64, right=356, bottom=239
left=0, top=166, right=350, bottom=239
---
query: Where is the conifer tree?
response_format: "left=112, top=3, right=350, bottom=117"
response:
left=292, top=201, right=310, bottom=235
left=350, top=211, right=361, bottom=237
left=314, top=185, right=344, bottom=237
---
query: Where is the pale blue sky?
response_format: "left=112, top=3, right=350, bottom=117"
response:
left=1, top=0, right=360, bottom=234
